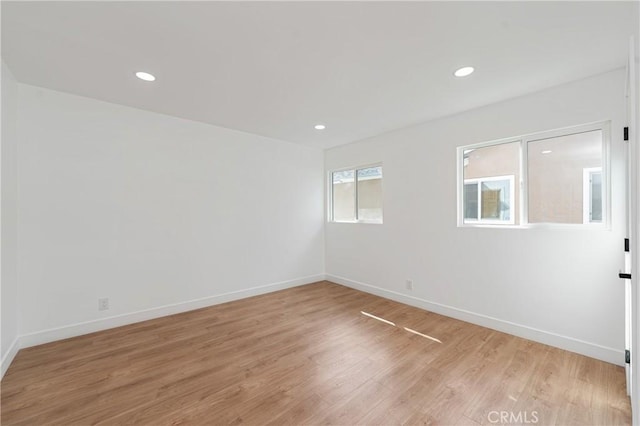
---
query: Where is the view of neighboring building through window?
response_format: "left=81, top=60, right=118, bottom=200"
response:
left=464, top=176, right=515, bottom=223
left=584, top=167, right=603, bottom=223
left=459, top=123, right=607, bottom=227
left=332, top=170, right=356, bottom=222
left=527, top=130, right=603, bottom=224
left=463, top=141, right=519, bottom=225
left=331, top=165, right=382, bottom=223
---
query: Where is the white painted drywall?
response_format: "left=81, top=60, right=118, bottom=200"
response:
left=1, top=60, right=20, bottom=372
left=325, top=69, right=628, bottom=364
left=15, top=85, right=324, bottom=339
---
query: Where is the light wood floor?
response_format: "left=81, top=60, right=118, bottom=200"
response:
left=1, top=281, right=631, bottom=425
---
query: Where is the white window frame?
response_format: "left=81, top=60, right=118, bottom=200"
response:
left=457, top=121, right=610, bottom=229
left=328, top=163, right=383, bottom=224
left=463, top=175, right=516, bottom=225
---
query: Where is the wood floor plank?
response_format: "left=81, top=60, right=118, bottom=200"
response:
left=1, top=281, right=631, bottom=425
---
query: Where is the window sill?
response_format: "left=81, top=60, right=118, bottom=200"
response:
left=329, top=220, right=383, bottom=225
left=458, top=222, right=611, bottom=230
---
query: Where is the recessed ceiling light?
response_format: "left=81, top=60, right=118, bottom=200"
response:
left=314, top=124, right=326, bottom=130
left=541, top=150, right=552, bottom=154
left=135, top=71, right=156, bottom=82
left=454, top=66, right=474, bottom=78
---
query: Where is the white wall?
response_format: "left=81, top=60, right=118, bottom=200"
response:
left=1, top=60, right=20, bottom=376
left=325, top=69, right=628, bottom=365
left=15, top=85, right=324, bottom=344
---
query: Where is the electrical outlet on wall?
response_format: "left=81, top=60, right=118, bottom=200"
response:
left=98, top=298, right=109, bottom=311
left=405, top=279, right=413, bottom=291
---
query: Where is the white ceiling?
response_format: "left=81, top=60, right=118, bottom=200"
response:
left=2, top=1, right=638, bottom=149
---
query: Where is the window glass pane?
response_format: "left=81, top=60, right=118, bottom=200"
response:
left=357, top=167, right=383, bottom=222
left=463, top=183, right=478, bottom=220
left=481, top=179, right=511, bottom=221
left=332, top=170, right=355, bottom=221
left=528, top=130, right=602, bottom=224
left=463, top=141, right=519, bottom=224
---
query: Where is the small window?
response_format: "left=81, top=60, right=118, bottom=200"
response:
left=331, top=165, right=382, bottom=223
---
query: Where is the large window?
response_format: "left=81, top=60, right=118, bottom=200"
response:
left=331, top=165, right=382, bottom=223
left=458, top=122, right=608, bottom=227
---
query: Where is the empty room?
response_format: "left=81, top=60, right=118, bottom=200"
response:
left=1, top=1, right=639, bottom=425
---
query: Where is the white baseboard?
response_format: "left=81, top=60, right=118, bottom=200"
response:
left=1, top=336, right=20, bottom=379
left=326, top=274, right=624, bottom=366
left=18, top=274, right=326, bottom=351
left=5, top=272, right=621, bottom=380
